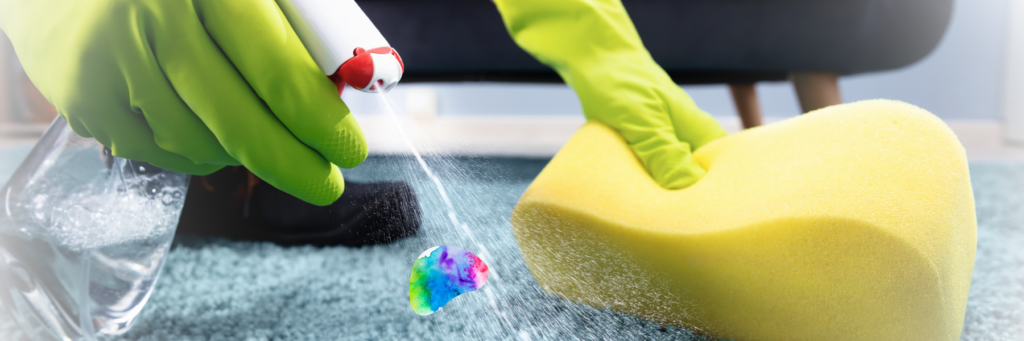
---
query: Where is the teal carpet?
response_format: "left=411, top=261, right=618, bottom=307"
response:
left=0, top=147, right=1021, bottom=340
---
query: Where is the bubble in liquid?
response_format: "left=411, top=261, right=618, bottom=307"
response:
left=409, top=245, right=489, bottom=315
left=29, top=180, right=184, bottom=251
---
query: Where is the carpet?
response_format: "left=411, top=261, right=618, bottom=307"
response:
left=0, top=149, right=1020, bottom=340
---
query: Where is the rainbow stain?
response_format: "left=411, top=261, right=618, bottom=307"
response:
left=409, top=245, right=489, bottom=315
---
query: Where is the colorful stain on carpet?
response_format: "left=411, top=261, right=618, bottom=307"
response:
left=409, top=245, right=489, bottom=315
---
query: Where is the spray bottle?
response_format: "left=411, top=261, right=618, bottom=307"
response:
left=278, top=0, right=405, bottom=94
left=0, top=1, right=401, bottom=340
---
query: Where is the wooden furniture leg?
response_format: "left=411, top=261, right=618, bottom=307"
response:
left=728, top=83, right=763, bottom=129
left=791, top=72, right=842, bottom=113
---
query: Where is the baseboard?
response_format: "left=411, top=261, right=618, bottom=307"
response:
left=354, top=114, right=1024, bottom=161
left=2, top=117, right=1022, bottom=161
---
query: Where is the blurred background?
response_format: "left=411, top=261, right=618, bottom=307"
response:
left=1, top=2, right=1022, bottom=339
left=2, top=0, right=1024, bottom=160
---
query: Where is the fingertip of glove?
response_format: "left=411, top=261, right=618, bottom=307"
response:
left=189, top=164, right=226, bottom=176
left=291, top=165, right=345, bottom=206
left=653, top=161, right=706, bottom=190
left=657, top=174, right=699, bottom=190
left=315, top=128, right=368, bottom=169
left=63, top=115, right=94, bottom=139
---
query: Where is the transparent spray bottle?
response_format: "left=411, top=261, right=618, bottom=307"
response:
left=0, top=0, right=401, bottom=339
left=0, top=117, right=189, bottom=340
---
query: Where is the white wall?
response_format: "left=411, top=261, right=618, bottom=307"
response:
left=397, top=0, right=1011, bottom=121
left=1004, top=0, right=1024, bottom=142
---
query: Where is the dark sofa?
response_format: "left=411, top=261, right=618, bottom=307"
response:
left=361, top=0, right=953, bottom=83
left=359, top=0, right=954, bottom=125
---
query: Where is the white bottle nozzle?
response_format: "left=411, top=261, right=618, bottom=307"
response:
left=278, top=0, right=403, bottom=93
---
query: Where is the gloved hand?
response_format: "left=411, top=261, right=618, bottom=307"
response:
left=494, top=0, right=728, bottom=189
left=0, top=0, right=368, bottom=205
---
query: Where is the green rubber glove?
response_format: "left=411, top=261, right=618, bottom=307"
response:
left=0, top=0, right=367, bottom=205
left=494, top=0, right=728, bottom=189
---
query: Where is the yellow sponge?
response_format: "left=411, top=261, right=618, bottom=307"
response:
left=511, top=100, right=976, bottom=340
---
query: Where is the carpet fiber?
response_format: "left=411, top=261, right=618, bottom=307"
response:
left=0, top=149, right=1021, bottom=340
